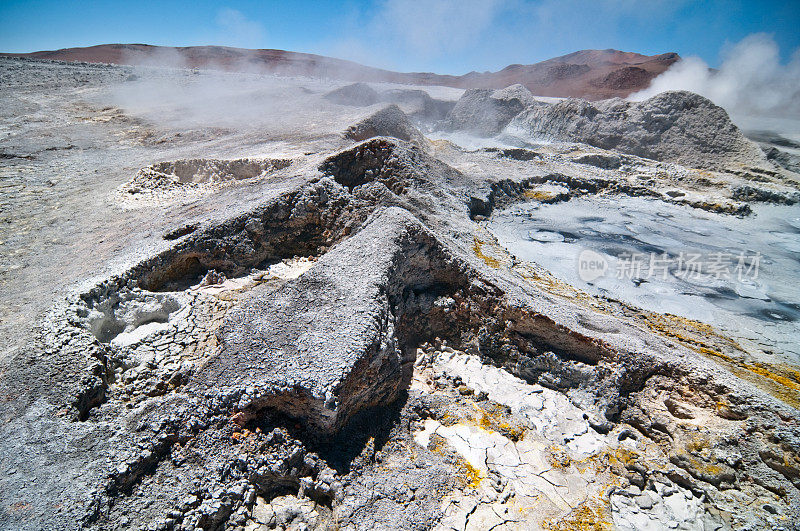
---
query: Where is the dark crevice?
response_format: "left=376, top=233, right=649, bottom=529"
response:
left=163, top=223, right=198, bottom=241
left=467, top=172, right=670, bottom=221
left=483, top=147, right=542, bottom=161
left=246, top=396, right=410, bottom=477
left=319, top=138, right=396, bottom=191
left=139, top=202, right=352, bottom=292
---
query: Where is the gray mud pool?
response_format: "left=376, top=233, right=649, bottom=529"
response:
left=489, top=196, right=800, bottom=366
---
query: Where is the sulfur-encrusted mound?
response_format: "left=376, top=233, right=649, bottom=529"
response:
left=509, top=90, right=771, bottom=171
left=345, top=104, right=427, bottom=145
left=378, top=88, right=455, bottom=122
left=323, top=82, right=379, bottom=107
left=441, top=84, right=540, bottom=136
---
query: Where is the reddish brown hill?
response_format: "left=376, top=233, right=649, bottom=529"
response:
left=1, top=44, right=679, bottom=99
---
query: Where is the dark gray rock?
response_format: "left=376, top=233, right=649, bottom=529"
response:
left=572, top=152, right=624, bottom=169
left=763, top=145, right=800, bottom=174
left=731, top=184, right=799, bottom=204
left=191, top=204, right=469, bottom=433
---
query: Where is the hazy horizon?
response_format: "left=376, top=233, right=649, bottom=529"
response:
left=1, top=1, right=798, bottom=75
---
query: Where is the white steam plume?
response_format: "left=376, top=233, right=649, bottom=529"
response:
left=631, top=34, right=800, bottom=123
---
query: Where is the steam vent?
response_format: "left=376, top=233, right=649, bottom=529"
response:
left=1, top=49, right=800, bottom=531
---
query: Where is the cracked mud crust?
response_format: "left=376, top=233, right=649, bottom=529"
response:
left=1, top=58, right=800, bottom=531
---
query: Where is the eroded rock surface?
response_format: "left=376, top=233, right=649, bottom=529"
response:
left=379, top=88, right=455, bottom=122
left=323, top=83, right=379, bottom=107
left=197, top=207, right=466, bottom=433
left=344, top=105, right=427, bottom=146
left=442, top=84, right=539, bottom=137
left=509, top=90, right=770, bottom=172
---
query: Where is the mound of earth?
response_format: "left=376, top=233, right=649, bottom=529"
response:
left=481, top=49, right=679, bottom=99
left=323, top=82, right=379, bottom=106
left=378, top=88, right=455, bottom=122
left=589, top=66, right=653, bottom=90
left=344, top=104, right=426, bottom=145
left=441, top=84, right=540, bottom=137
left=509, top=90, right=771, bottom=171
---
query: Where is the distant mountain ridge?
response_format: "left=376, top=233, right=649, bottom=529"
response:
left=1, top=44, right=680, bottom=99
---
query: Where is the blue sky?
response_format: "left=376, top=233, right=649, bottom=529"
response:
left=1, top=0, right=798, bottom=74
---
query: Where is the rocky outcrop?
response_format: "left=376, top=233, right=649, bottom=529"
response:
left=441, top=84, right=540, bottom=136
left=509, top=90, right=771, bottom=171
left=344, top=104, right=426, bottom=145
left=378, top=88, right=455, bottom=122
left=194, top=207, right=467, bottom=433
left=763, top=146, right=800, bottom=174
left=323, top=82, right=379, bottom=107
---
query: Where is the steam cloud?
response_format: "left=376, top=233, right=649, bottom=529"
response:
left=107, top=44, right=369, bottom=134
left=631, top=34, right=800, bottom=122
left=108, top=65, right=338, bottom=132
